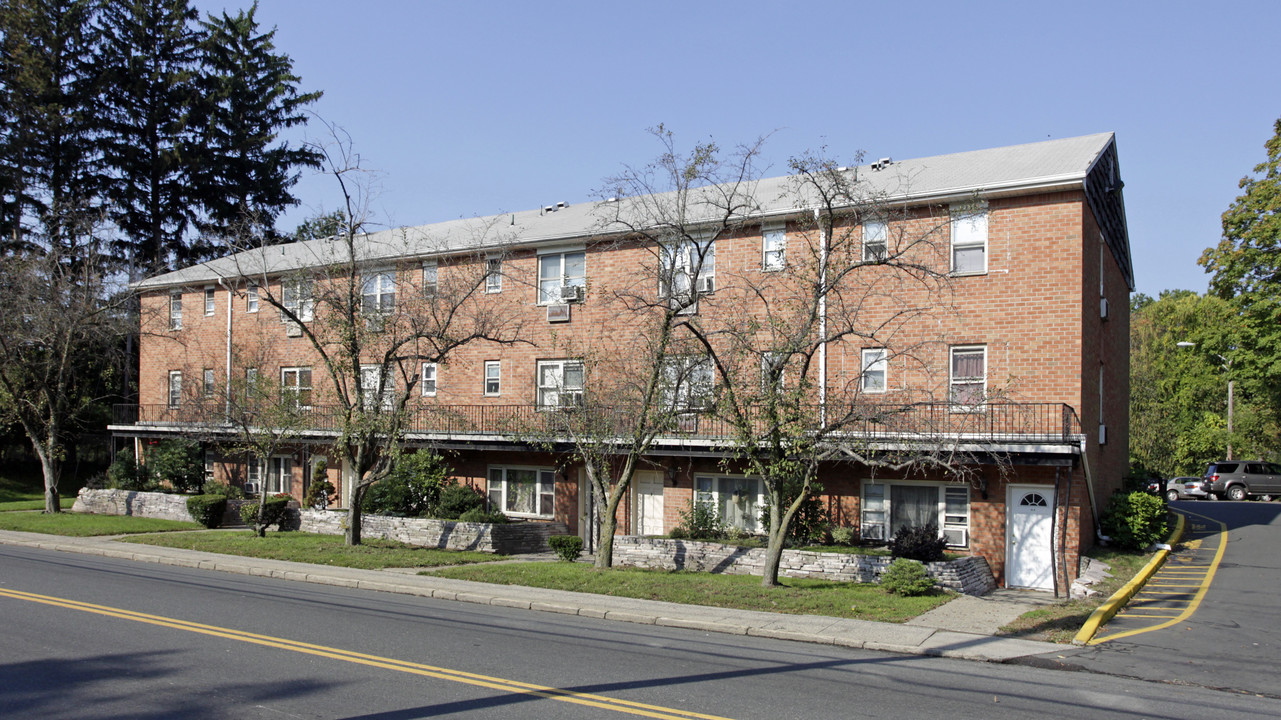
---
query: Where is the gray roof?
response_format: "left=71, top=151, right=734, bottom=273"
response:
left=135, top=133, right=1119, bottom=290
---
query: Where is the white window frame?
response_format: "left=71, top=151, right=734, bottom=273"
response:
left=359, top=364, right=395, bottom=411
left=483, top=360, right=501, bottom=396
left=280, top=280, right=314, bottom=322
left=949, top=345, right=987, bottom=411
left=762, top=225, right=786, bottom=271
left=537, top=249, right=586, bottom=305
left=204, top=286, right=215, bottom=316
left=246, top=284, right=259, bottom=313
left=659, top=237, right=715, bottom=304
left=168, top=292, right=182, bottom=330
left=860, top=480, right=970, bottom=547
left=422, top=261, right=438, bottom=298
left=860, top=348, right=887, bottom=393
left=167, top=371, right=182, bottom=408
left=266, top=456, right=293, bottom=495
left=361, top=270, right=396, bottom=315
left=660, top=356, right=713, bottom=411
left=536, top=359, right=584, bottom=409
left=202, top=368, right=215, bottom=397
left=487, top=466, right=555, bottom=518
left=246, top=456, right=263, bottom=490
left=280, top=366, right=312, bottom=409
left=950, top=204, right=988, bottom=275
left=421, top=362, right=437, bottom=397
left=485, top=257, right=502, bottom=293
left=760, top=352, right=785, bottom=392
left=863, top=217, right=888, bottom=262
left=694, top=474, right=765, bottom=534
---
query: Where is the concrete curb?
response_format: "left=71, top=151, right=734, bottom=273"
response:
left=0, top=529, right=1064, bottom=663
left=1072, top=512, right=1185, bottom=645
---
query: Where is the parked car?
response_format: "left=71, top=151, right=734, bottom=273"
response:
left=1203, top=461, right=1281, bottom=501
left=1164, top=477, right=1208, bottom=502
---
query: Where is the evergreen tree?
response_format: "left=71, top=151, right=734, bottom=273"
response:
left=192, top=2, right=322, bottom=248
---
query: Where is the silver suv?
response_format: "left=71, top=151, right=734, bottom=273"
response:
left=1203, top=461, right=1281, bottom=501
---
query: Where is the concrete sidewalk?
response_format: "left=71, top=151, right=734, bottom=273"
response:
left=0, top=529, right=1063, bottom=663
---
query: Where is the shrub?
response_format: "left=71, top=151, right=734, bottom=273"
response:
left=458, top=507, right=508, bottom=524
left=1101, top=491, right=1169, bottom=550
left=673, top=500, right=725, bottom=540
left=186, top=494, right=227, bottom=528
left=304, top=478, right=336, bottom=509
left=667, top=525, right=689, bottom=540
left=436, top=483, right=485, bottom=519
left=362, top=451, right=454, bottom=517
left=889, top=523, right=947, bottom=563
left=106, top=450, right=153, bottom=491
left=880, top=558, right=936, bottom=596
left=145, top=440, right=205, bottom=493
left=548, top=534, right=584, bottom=562
left=760, top=478, right=828, bottom=544
left=239, top=495, right=292, bottom=531
left=830, top=525, right=857, bottom=546
left=202, top=480, right=244, bottom=499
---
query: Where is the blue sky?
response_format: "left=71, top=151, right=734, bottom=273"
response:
left=196, top=0, right=1279, bottom=299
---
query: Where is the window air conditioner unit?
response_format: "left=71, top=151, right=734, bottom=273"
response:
left=557, top=285, right=583, bottom=303
left=285, top=320, right=303, bottom=337
left=546, top=304, right=570, bottom=323
left=1100, top=297, right=1110, bottom=320
left=942, top=527, right=968, bottom=547
left=861, top=524, right=885, bottom=541
left=243, top=482, right=259, bottom=496
left=1098, top=423, right=1108, bottom=445
left=695, top=276, right=714, bottom=294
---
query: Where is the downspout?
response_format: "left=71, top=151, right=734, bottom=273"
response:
left=1078, top=436, right=1109, bottom=542
left=218, top=277, right=233, bottom=417
left=815, top=208, right=828, bottom=423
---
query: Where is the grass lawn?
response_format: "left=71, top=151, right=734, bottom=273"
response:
left=430, top=562, right=953, bottom=622
left=0, top=511, right=199, bottom=536
left=123, top=530, right=502, bottom=570
left=0, top=462, right=92, bottom=511
left=996, top=546, right=1158, bottom=643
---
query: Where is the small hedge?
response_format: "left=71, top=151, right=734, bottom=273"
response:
left=880, top=558, right=936, bottom=596
left=889, top=523, right=947, bottom=562
left=548, top=534, right=584, bottom=562
left=186, top=495, right=227, bottom=529
left=1101, top=491, right=1168, bottom=550
left=458, top=508, right=508, bottom=524
left=239, top=496, right=292, bottom=530
left=436, top=484, right=485, bottom=519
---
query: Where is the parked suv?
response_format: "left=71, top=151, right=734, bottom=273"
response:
left=1202, top=461, right=1281, bottom=501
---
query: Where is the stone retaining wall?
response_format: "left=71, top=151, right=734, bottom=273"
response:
left=73, top=488, right=197, bottom=522
left=295, top=510, right=567, bottom=554
left=611, top=536, right=997, bottom=596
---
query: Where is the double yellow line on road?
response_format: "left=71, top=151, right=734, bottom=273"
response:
left=0, top=587, right=734, bottom=720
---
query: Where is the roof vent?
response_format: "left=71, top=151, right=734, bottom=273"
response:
left=544, top=205, right=555, bottom=213
left=871, top=157, right=893, bottom=171
left=557, top=201, right=568, bottom=209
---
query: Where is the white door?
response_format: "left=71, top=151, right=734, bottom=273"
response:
left=635, top=471, right=665, bottom=536
left=1006, top=486, right=1055, bottom=590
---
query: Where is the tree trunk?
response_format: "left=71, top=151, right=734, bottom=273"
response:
left=346, top=484, right=365, bottom=545
left=595, top=512, right=617, bottom=569
left=40, top=452, right=61, bottom=514
left=761, top=529, right=786, bottom=587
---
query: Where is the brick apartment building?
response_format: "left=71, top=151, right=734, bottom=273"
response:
left=112, top=133, right=1133, bottom=593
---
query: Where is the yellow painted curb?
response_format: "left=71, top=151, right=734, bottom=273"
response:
left=1072, top=511, right=1184, bottom=645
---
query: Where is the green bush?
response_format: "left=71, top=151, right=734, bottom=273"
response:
left=145, top=440, right=205, bottom=493
left=436, top=483, right=485, bottom=519
left=760, top=478, right=828, bottom=544
left=889, top=523, right=947, bottom=562
left=673, top=500, right=726, bottom=540
left=106, top=450, right=153, bottom=491
left=880, top=558, right=936, bottom=596
left=362, top=451, right=453, bottom=517
left=186, top=494, right=227, bottom=529
left=458, top=507, right=508, bottom=524
left=548, top=534, right=584, bottom=562
left=1101, top=491, right=1169, bottom=550
left=202, top=480, right=244, bottom=499
left=304, top=478, right=336, bottom=509
left=830, top=525, right=856, bottom=546
left=239, top=495, right=292, bottom=530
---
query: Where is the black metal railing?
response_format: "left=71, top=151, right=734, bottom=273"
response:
left=115, top=401, right=1083, bottom=447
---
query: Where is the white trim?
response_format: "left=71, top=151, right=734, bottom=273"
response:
left=949, top=345, right=987, bottom=411
left=860, top=348, right=887, bottom=393
left=483, top=360, right=501, bottom=396
left=950, top=203, right=989, bottom=276
left=487, top=465, right=555, bottom=519
left=421, top=362, right=437, bottom=397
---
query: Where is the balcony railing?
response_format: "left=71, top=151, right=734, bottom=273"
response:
left=114, top=401, right=1083, bottom=448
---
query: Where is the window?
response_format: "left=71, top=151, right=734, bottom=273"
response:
left=422, top=261, right=438, bottom=297
left=949, top=346, right=986, bottom=409
left=762, top=225, right=786, bottom=270
left=202, top=368, right=215, bottom=397
left=861, top=348, right=887, bottom=393
left=659, top=237, right=715, bottom=307
left=488, top=466, right=555, bottom=518
left=266, top=456, right=293, bottom=494
left=361, top=270, right=396, bottom=314
left=537, top=250, right=586, bottom=304
left=281, top=367, right=312, bottom=409
left=950, top=205, right=988, bottom=274
left=167, top=371, right=182, bottom=408
left=204, top=286, right=215, bottom=316
left=421, top=363, right=437, bottom=396
left=660, top=356, right=713, bottom=410
left=485, top=257, right=502, bottom=293
left=360, top=365, right=394, bottom=411
left=169, top=292, right=182, bottom=330
left=246, top=284, right=259, bottom=313
left=484, top=361, right=501, bottom=396
left=204, top=451, right=215, bottom=483
left=863, top=218, right=887, bottom=261
left=246, top=457, right=263, bottom=490
left=537, top=360, right=584, bottom=408
left=281, top=280, right=314, bottom=322
left=860, top=481, right=970, bottom=546
left=760, top=352, right=785, bottom=392
left=695, top=475, right=764, bottom=533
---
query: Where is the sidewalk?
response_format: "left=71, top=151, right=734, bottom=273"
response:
left=0, top=529, right=1063, bottom=662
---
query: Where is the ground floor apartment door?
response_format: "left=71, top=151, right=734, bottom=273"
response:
left=634, top=471, right=665, bottom=536
left=1006, top=485, right=1055, bottom=590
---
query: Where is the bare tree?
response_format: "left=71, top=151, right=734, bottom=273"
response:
left=0, top=232, right=129, bottom=512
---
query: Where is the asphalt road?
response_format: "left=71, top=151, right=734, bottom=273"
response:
left=1, top=544, right=1278, bottom=719
left=1025, top=499, right=1281, bottom=697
